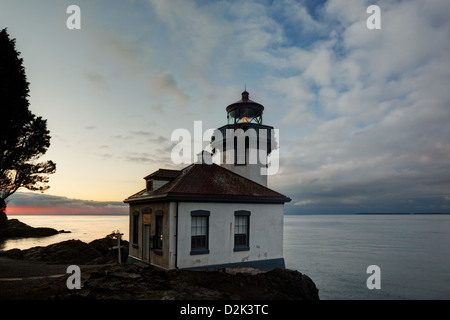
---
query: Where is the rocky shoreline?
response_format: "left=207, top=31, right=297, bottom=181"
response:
left=0, top=218, right=68, bottom=239
left=56, top=263, right=320, bottom=300
left=0, top=219, right=320, bottom=300
left=0, top=237, right=129, bottom=265
left=0, top=241, right=319, bottom=300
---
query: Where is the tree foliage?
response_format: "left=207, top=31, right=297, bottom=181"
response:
left=0, top=28, right=56, bottom=222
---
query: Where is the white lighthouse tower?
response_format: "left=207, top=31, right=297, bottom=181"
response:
left=210, top=90, right=276, bottom=187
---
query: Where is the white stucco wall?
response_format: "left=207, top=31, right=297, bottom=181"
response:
left=175, top=202, right=284, bottom=269
left=168, top=201, right=177, bottom=268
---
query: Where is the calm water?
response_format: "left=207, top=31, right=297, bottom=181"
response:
left=284, top=214, right=450, bottom=300
left=1, top=214, right=449, bottom=300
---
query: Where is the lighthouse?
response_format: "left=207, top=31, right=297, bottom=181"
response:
left=210, top=90, right=276, bottom=187
left=125, top=89, right=290, bottom=271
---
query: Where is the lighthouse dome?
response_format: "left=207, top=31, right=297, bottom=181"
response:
left=226, top=91, right=264, bottom=124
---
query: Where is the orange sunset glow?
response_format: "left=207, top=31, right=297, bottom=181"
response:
left=7, top=206, right=83, bottom=215
left=7, top=205, right=127, bottom=215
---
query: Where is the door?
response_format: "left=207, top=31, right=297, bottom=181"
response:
left=143, top=224, right=150, bottom=262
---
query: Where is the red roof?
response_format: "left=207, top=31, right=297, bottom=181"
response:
left=226, top=91, right=265, bottom=113
left=144, top=169, right=181, bottom=180
left=124, top=163, right=291, bottom=204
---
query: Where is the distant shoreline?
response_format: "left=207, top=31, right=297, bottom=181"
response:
left=7, top=212, right=450, bottom=216
left=285, top=212, right=450, bottom=215
left=356, top=212, right=450, bottom=215
left=7, top=213, right=128, bottom=216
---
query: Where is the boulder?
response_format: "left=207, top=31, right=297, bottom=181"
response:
left=0, top=219, right=59, bottom=239
left=0, top=237, right=129, bottom=265
left=21, top=239, right=103, bottom=265
left=89, top=237, right=128, bottom=264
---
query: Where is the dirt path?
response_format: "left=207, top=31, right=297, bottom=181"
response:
left=0, top=257, right=111, bottom=299
left=0, top=257, right=65, bottom=299
left=0, top=257, right=68, bottom=279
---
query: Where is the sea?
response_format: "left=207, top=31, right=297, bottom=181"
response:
left=1, top=214, right=449, bottom=300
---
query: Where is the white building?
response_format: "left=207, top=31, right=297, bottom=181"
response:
left=124, top=91, right=291, bottom=270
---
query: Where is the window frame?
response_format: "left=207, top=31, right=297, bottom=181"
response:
left=190, top=210, right=210, bottom=255
left=146, top=180, right=153, bottom=192
left=234, top=210, right=250, bottom=252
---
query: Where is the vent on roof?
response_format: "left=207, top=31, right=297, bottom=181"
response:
left=145, top=178, right=174, bottom=192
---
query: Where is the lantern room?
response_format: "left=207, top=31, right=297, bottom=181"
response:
left=211, top=90, right=276, bottom=187
left=226, top=90, right=264, bottom=124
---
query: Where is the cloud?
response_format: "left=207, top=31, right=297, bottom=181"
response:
left=148, top=71, right=190, bottom=107
left=7, top=192, right=128, bottom=215
left=6, top=0, right=448, bottom=215
left=266, top=75, right=316, bottom=125
left=99, top=129, right=174, bottom=165
left=264, top=0, right=450, bottom=213
left=140, top=0, right=450, bottom=213
left=302, top=49, right=332, bottom=87
left=86, top=23, right=154, bottom=77
left=148, top=0, right=230, bottom=83
left=84, top=72, right=108, bottom=91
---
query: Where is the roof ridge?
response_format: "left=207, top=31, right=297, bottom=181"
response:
left=144, top=167, right=183, bottom=180
left=162, top=163, right=196, bottom=192
left=208, top=163, right=286, bottom=196
left=171, top=163, right=289, bottom=197
left=125, top=163, right=291, bottom=203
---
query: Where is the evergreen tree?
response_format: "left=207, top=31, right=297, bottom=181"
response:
left=0, top=28, right=56, bottom=227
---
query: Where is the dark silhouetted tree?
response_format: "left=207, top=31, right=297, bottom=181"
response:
left=0, top=28, right=56, bottom=227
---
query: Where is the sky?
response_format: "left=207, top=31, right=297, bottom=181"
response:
left=1, top=0, right=450, bottom=215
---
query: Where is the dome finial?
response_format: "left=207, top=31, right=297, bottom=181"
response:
left=242, top=86, right=249, bottom=102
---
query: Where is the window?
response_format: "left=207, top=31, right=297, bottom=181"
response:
left=154, top=210, right=163, bottom=253
left=146, top=180, right=153, bottom=192
left=234, top=210, right=250, bottom=251
left=190, top=210, right=210, bottom=255
left=132, top=211, right=139, bottom=247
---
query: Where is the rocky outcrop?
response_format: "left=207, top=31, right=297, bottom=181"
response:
left=0, top=237, right=129, bottom=265
left=0, top=218, right=59, bottom=239
left=52, top=264, right=320, bottom=300
left=0, top=236, right=319, bottom=300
